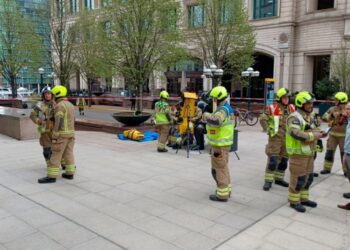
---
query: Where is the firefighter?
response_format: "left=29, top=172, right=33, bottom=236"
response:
left=153, top=90, right=172, bottom=152
left=76, top=94, right=86, bottom=116
left=260, top=88, right=295, bottom=191
left=30, top=86, right=55, bottom=167
left=320, top=92, right=348, bottom=175
left=286, top=91, right=326, bottom=212
left=38, top=85, right=76, bottom=184
left=203, top=86, right=234, bottom=202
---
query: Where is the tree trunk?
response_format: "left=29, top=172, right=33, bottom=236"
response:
left=88, top=78, right=92, bottom=107
left=10, top=75, right=17, bottom=98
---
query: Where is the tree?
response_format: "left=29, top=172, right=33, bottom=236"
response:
left=0, top=0, right=43, bottom=98
left=49, top=1, right=77, bottom=88
left=73, top=10, right=114, bottom=106
left=331, top=42, right=350, bottom=94
left=102, top=0, right=186, bottom=110
left=187, top=0, right=255, bottom=86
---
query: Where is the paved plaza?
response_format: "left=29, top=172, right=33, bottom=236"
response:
left=0, top=125, right=349, bottom=250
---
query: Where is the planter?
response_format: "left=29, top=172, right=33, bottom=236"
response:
left=112, top=111, right=152, bottom=126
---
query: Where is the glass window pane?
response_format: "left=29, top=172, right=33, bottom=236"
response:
left=254, top=0, right=277, bottom=19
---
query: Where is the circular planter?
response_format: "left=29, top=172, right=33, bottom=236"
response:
left=112, top=112, right=152, bottom=126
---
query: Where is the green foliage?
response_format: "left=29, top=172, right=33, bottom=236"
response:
left=101, top=0, right=186, bottom=91
left=0, top=0, right=43, bottom=97
left=315, top=78, right=340, bottom=100
left=189, top=0, right=255, bottom=82
left=331, top=42, right=350, bottom=94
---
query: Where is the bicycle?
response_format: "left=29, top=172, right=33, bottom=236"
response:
left=234, top=108, right=259, bottom=126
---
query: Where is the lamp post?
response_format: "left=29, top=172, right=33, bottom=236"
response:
left=241, top=67, right=260, bottom=111
left=38, top=67, right=44, bottom=94
left=203, top=64, right=224, bottom=90
left=48, top=72, right=56, bottom=87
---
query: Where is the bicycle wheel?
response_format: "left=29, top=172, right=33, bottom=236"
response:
left=245, top=111, right=259, bottom=126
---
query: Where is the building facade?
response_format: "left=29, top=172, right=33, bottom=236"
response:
left=0, top=0, right=53, bottom=92
left=52, top=0, right=350, bottom=97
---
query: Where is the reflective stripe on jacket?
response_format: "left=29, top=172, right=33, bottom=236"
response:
left=286, top=111, right=313, bottom=156
left=206, top=103, right=234, bottom=147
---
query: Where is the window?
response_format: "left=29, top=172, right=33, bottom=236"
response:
left=317, top=0, right=334, bottom=10
left=70, top=0, right=79, bottom=14
left=219, top=0, right=233, bottom=24
left=56, top=0, right=65, bottom=17
left=253, top=0, right=277, bottom=19
left=188, top=4, right=204, bottom=28
left=102, top=0, right=112, bottom=7
left=84, top=0, right=94, bottom=10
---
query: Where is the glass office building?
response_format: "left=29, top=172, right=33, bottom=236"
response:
left=1, top=0, right=52, bottom=90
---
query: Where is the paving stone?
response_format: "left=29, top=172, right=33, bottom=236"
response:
left=99, top=187, right=141, bottom=203
left=265, top=229, right=331, bottom=250
left=5, top=232, right=66, bottom=250
left=98, top=202, right=149, bottom=224
left=200, top=223, right=239, bottom=242
left=132, top=216, right=190, bottom=242
left=259, top=214, right=293, bottom=229
left=177, top=200, right=227, bottom=220
left=258, top=242, right=288, bottom=250
left=0, top=216, right=36, bottom=243
left=173, top=231, right=220, bottom=250
left=126, top=197, right=175, bottom=216
left=70, top=237, right=124, bottom=250
left=0, top=195, right=40, bottom=214
left=40, top=221, right=97, bottom=248
left=223, top=232, right=264, bottom=249
left=74, top=193, right=116, bottom=210
left=293, top=212, right=348, bottom=234
left=0, top=208, right=11, bottom=220
left=160, top=209, right=215, bottom=232
left=74, top=181, right=114, bottom=193
left=285, top=221, right=344, bottom=248
left=16, top=206, right=64, bottom=228
left=109, top=227, right=180, bottom=250
left=244, top=222, right=274, bottom=239
left=215, top=213, right=254, bottom=230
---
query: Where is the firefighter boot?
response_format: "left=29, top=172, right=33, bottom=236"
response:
left=157, top=148, right=168, bottom=153
left=290, top=203, right=306, bottom=213
left=343, top=192, right=350, bottom=199
left=209, top=194, right=227, bottom=202
left=301, top=200, right=317, bottom=208
left=275, top=179, right=289, bottom=187
left=320, top=169, right=331, bottom=175
left=263, top=181, right=272, bottom=191
left=62, top=173, right=74, bottom=180
left=38, top=177, right=56, bottom=184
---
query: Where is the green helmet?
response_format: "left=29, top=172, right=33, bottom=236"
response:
left=210, top=86, right=228, bottom=101
left=160, top=90, right=169, bottom=99
left=276, top=88, right=289, bottom=102
left=295, top=91, right=314, bottom=108
left=334, top=92, right=348, bottom=104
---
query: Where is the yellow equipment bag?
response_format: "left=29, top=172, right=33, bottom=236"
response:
left=179, top=92, right=198, bottom=135
left=123, top=129, right=144, bottom=141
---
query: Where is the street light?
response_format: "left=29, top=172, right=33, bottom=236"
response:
left=241, top=67, right=260, bottom=111
left=38, top=67, right=45, bottom=94
left=48, top=72, right=56, bottom=87
left=203, top=64, right=224, bottom=90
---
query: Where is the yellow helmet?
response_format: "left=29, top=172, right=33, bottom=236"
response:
left=334, top=92, right=348, bottom=104
left=295, top=91, right=314, bottom=108
left=210, top=86, right=228, bottom=100
left=51, top=85, right=67, bottom=98
left=160, top=90, right=169, bottom=99
left=276, top=88, right=289, bottom=101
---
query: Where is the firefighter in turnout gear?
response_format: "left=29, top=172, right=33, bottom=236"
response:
left=203, top=86, right=234, bottom=202
left=30, top=87, right=55, bottom=167
left=76, top=95, right=86, bottom=116
left=320, top=92, right=348, bottom=175
left=286, top=91, right=326, bottom=212
left=153, top=90, right=172, bottom=152
left=260, top=88, right=295, bottom=191
left=38, top=85, right=76, bottom=184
